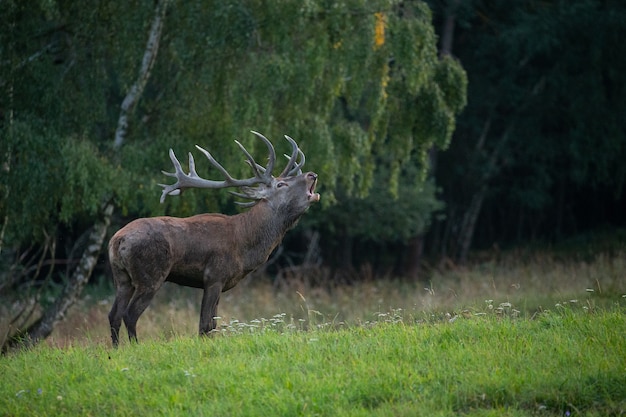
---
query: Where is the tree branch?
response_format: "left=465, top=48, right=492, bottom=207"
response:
left=11, top=203, right=112, bottom=346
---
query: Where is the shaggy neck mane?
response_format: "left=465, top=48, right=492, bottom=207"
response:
left=236, top=200, right=301, bottom=252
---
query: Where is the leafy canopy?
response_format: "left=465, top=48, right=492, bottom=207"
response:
left=1, top=0, right=466, bottom=247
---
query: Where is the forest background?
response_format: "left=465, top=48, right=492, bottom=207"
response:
left=1, top=0, right=624, bottom=348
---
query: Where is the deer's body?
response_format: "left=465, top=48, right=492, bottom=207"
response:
left=108, top=132, right=319, bottom=346
left=110, top=207, right=290, bottom=290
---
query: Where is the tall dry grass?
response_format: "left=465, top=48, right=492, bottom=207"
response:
left=47, top=250, right=626, bottom=347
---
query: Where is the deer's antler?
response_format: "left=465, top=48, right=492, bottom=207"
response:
left=279, top=135, right=305, bottom=177
left=159, top=131, right=304, bottom=203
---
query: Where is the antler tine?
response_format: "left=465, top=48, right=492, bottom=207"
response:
left=288, top=148, right=306, bottom=176
left=195, top=143, right=275, bottom=188
left=234, top=140, right=266, bottom=180
left=159, top=149, right=186, bottom=203
left=279, top=135, right=305, bottom=177
left=160, top=148, right=234, bottom=203
left=194, top=145, right=236, bottom=181
left=250, top=130, right=276, bottom=177
left=228, top=190, right=259, bottom=208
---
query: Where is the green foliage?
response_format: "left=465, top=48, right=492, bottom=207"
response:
left=1, top=308, right=624, bottom=416
left=0, top=121, right=119, bottom=243
left=0, top=120, right=64, bottom=243
left=0, top=0, right=466, bottom=258
left=150, top=0, right=466, bottom=203
left=322, top=169, right=443, bottom=243
left=59, top=139, right=118, bottom=223
left=0, top=0, right=156, bottom=244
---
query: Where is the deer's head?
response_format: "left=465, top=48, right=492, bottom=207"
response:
left=159, top=131, right=320, bottom=214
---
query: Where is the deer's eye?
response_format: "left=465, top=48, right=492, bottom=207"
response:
left=277, top=182, right=288, bottom=188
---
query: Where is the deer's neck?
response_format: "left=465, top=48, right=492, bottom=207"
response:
left=236, top=201, right=301, bottom=258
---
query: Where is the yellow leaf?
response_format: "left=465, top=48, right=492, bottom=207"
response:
left=374, top=12, right=386, bottom=49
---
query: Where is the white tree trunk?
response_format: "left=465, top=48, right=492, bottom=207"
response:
left=114, top=0, right=169, bottom=150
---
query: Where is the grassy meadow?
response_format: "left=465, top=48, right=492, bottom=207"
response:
left=49, top=249, right=626, bottom=347
left=1, top=249, right=625, bottom=416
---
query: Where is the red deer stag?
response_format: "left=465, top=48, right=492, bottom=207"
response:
left=108, top=131, right=320, bottom=346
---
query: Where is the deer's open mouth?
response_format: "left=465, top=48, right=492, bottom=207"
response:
left=307, top=173, right=320, bottom=202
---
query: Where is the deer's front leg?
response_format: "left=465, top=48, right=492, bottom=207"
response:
left=199, top=282, right=222, bottom=335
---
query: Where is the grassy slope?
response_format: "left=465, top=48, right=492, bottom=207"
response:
left=1, top=308, right=625, bottom=416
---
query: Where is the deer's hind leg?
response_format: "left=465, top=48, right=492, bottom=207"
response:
left=109, top=266, right=134, bottom=347
left=123, top=284, right=162, bottom=343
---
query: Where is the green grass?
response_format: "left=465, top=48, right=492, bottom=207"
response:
left=2, top=305, right=625, bottom=416
left=2, top=250, right=625, bottom=415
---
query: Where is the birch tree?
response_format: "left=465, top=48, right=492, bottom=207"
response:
left=1, top=0, right=170, bottom=349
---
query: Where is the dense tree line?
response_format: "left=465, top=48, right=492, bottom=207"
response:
left=1, top=0, right=624, bottom=347
left=426, top=0, right=626, bottom=262
left=0, top=0, right=465, bottom=347
left=312, top=0, right=626, bottom=270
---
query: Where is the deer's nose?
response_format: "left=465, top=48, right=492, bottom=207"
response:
left=307, top=172, right=318, bottom=181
